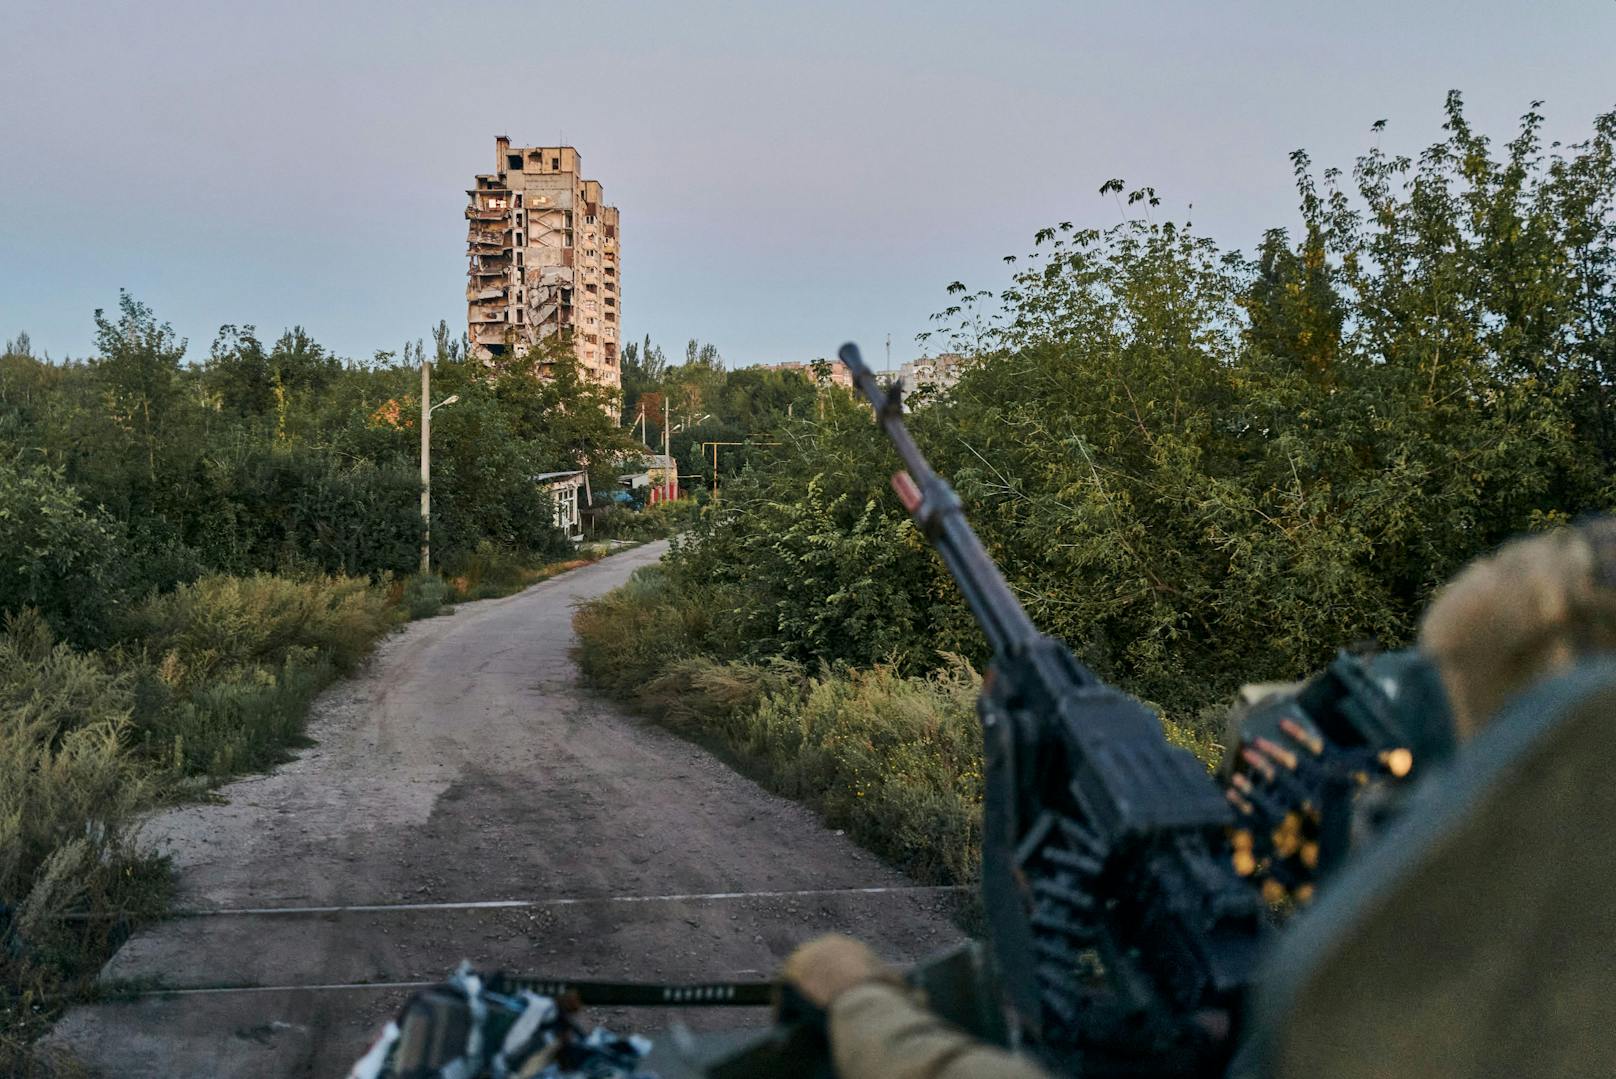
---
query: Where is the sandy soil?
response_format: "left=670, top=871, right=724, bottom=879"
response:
left=45, top=541, right=963, bottom=1076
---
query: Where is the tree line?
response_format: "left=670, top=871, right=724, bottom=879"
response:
left=0, top=307, right=635, bottom=648
left=639, top=94, right=1616, bottom=725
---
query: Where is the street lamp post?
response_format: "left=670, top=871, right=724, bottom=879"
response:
left=419, top=358, right=460, bottom=573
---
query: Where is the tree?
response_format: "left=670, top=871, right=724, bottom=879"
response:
left=205, top=324, right=274, bottom=416
left=0, top=460, right=130, bottom=646
left=92, top=291, right=187, bottom=482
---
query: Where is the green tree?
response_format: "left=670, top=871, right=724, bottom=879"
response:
left=0, top=460, right=130, bottom=646
left=91, top=291, right=187, bottom=484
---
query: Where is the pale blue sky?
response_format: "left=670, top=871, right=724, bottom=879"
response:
left=3, top=0, right=1613, bottom=366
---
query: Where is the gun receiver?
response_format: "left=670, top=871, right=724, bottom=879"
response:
left=839, top=343, right=1264, bottom=1074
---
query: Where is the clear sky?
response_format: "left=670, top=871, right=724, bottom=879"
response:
left=3, top=0, right=1612, bottom=367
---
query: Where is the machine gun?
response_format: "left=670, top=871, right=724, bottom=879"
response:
left=836, top=342, right=1265, bottom=1073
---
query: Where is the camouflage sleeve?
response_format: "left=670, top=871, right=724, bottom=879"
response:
left=827, top=982, right=1050, bottom=1079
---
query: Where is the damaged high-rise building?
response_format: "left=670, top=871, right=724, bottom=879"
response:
left=466, top=138, right=621, bottom=395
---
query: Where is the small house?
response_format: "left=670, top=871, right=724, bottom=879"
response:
left=532, top=470, right=585, bottom=542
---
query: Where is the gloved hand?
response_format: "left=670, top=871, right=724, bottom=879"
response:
left=781, top=933, right=903, bottom=1009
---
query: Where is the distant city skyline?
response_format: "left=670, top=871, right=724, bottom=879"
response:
left=3, top=0, right=1613, bottom=367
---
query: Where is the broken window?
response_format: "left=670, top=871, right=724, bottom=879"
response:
left=515, top=193, right=523, bottom=207
left=551, top=157, right=560, bottom=169
left=507, top=154, right=523, bottom=170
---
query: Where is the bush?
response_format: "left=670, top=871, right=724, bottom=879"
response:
left=0, top=461, right=130, bottom=648
left=121, top=574, right=399, bottom=777
left=401, top=574, right=453, bottom=619
left=589, top=498, right=700, bottom=542
left=125, top=573, right=398, bottom=682
left=442, top=538, right=598, bottom=602
left=573, top=565, right=748, bottom=692
left=0, top=611, right=167, bottom=1061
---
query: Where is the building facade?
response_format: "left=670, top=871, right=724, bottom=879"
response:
left=466, top=138, right=621, bottom=394
left=751, top=360, right=855, bottom=389
left=897, top=352, right=967, bottom=395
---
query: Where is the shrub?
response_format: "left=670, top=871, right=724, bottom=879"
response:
left=402, top=574, right=453, bottom=619
left=573, top=565, right=748, bottom=693
left=0, top=612, right=143, bottom=907
left=121, top=574, right=399, bottom=777
left=125, top=573, right=398, bottom=684
left=0, top=461, right=130, bottom=648
left=589, top=498, right=700, bottom=542
left=0, top=611, right=166, bottom=1044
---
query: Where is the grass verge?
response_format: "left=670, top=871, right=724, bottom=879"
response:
left=573, top=564, right=1223, bottom=889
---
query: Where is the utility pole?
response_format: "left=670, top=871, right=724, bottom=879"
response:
left=663, top=393, right=672, bottom=501
left=418, top=360, right=460, bottom=574
left=420, top=360, right=431, bottom=573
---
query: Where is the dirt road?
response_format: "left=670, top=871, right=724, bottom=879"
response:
left=47, top=541, right=963, bottom=1076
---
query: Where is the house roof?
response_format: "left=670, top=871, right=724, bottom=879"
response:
left=531, top=470, right=585, bottom=483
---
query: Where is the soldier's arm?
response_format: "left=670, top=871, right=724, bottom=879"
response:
left=828, top=981, right=1050, bottom=1079
left=784, top=935, right=1050, bottom=1079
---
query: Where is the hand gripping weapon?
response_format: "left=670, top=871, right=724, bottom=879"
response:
left=839, top=343, right=1265, bottom=1074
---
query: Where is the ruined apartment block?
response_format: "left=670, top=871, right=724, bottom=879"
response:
left=466, top=138, right=621, bottom=396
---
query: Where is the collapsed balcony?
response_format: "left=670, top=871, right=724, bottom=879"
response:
left=468, top=306, right=509, bottom=324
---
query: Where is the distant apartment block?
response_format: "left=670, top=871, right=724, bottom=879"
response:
left=751, top=360, right=855, bottom=390
left=466, top=138, right=620, bottom=395
left=898, top=352, right=967, bottom=394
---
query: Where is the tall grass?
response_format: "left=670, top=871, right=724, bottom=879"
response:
left=124, top=575, right=400, bottom=777
left=576, top=568, right=981, bottom=883
left=0, top=612, right=168, bottom=1069
left=575, top=565, right=1221, bottom=888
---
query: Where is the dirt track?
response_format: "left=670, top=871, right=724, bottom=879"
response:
left=46, top=541, right=962, bottom=1076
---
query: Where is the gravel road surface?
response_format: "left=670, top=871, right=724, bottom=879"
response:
left=46, top=541, right=963, bottom=1076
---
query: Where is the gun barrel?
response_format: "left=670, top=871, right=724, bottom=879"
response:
left=838, top=342, right=1039, bottom=656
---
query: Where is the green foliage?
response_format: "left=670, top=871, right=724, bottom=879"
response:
left=402, top=574, right=453, bottom=619
left=0, top=611, right=167, bottom=1068
left=589, top=497, right=700, bottom=542
left=128, top=574, right=399, bottom=683
left=119, top=574, right=398, bottom=776
left=0, top=459, right=130, bottom=647
left=576, top=98, right=1615, bottom=902
left=658, top=98, right=1616, bottom=727
left=186, top=447, right=423, bottom=577
left=574, top=571, right=1221, bottom=886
